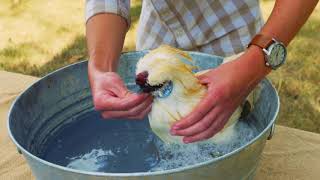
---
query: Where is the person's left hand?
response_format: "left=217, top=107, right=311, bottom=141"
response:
left=170, top=47, right=269, bottom=143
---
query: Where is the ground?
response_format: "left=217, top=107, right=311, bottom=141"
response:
left=0, top=0, right=319, bottom=133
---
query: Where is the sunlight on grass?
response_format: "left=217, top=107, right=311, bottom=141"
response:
left=0, top=0, right=319, bottom=133
left=0, top=0, right=85, bottom=66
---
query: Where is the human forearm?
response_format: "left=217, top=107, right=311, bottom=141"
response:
left=242, top=0, right=318, bottom=81
left=261, top=0, right=318, bottom=45
left=171, top=0, right=318, bottom=142
left=86, top=13, right=151, bottom=119
left=86, top=13, right=127, bottom=72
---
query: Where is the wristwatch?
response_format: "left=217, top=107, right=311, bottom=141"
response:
left=248, top=34, right=287, bottom=70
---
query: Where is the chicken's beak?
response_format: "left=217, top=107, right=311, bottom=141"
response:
left=135, top=71, right=163, bottom=93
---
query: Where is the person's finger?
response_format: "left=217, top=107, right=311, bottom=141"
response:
left=182, top=112, right=229, bottom=143
left=171, top=106, right=221, bottom=136
left=171, top=92, right=217, bottom=130
left=127, top=103, right=152, bottom=120
left=176, top=94, right=243, bottom=138
left=101, top=96, right=153, bottom=118
left=94, top=92, right=150, bottom=111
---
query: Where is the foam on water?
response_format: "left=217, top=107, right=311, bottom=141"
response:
left=149, top=120, right=258, bottom=171
left=66, top=149, right=116, bottom=171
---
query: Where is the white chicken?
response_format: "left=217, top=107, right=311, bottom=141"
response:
left=135, top=45, right=258, bottom=144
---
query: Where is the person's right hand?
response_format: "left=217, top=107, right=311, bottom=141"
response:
left=86, top=13, right=152, bottom=119
left=88, top=68, right=153, bottom=120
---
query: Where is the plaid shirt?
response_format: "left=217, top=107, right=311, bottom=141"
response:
left=86, top=0, right=264, bottom=57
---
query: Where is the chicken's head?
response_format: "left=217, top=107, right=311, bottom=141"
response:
left=135, top=45, right=200, bottom=98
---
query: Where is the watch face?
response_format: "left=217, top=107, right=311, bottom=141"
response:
left=269, top=43, right=287, bottom=68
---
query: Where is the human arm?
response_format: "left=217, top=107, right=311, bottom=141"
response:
left=86, top=1, right=152, bottom=119
left=171, top=0, right=319, bottom=143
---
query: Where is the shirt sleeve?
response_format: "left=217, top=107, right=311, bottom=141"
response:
left=85, top=0, right=131, bottom=27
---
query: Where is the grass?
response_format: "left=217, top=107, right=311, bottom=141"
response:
left=0, top=0, right=86, bottom=75
left=0, top=0, right=319, bottom=133
left=261, top=1, right=320, bottom=133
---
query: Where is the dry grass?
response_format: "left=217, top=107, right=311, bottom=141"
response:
left=0, top=0, right=319, bottom=133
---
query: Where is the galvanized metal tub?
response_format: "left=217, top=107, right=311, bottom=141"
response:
left=8, top=51, right=279, bottom=180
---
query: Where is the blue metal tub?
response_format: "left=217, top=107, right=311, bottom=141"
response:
left=8, top=51, right=279, bottom=180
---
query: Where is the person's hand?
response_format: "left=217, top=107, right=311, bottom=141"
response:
left=86, top=13, right=152, bottom=119
left=89, top=66, right=153, bottom=120
left=170, top=47, right=270, bottom=143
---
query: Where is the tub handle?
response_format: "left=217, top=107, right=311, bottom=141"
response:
left=267, top=123, right=275, bottom=140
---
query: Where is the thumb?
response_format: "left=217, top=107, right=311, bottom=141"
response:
left=113, top=81, right=130, bottom=98
left=103, top=72, right=130, bottom=98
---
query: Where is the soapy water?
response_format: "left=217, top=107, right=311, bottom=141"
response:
left=42, top=111, right=259, bottom=173
left=150, top=121, right=257, bottom=171
left=66, top=149, right=116, bottom=172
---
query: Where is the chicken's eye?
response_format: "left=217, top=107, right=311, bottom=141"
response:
left=152, top=81, right=173, bottom=98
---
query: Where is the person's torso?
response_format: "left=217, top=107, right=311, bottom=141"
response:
left=136, top=0, right=264, bottom=57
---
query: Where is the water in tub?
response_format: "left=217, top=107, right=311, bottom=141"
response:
left=42, top=110, right=259, bottom=173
